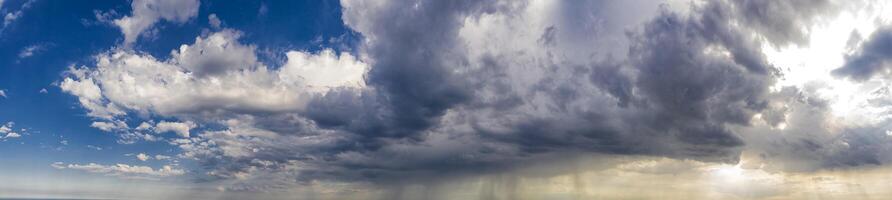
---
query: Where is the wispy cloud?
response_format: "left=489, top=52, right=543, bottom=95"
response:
left=18, top=43, right=46, bottom=59
left=51, top=162, right=185, bottom=180
left=1, top=0, right=36, bottom=31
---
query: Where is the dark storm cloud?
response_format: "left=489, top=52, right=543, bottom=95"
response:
left=588, top=61, right=635, bottom=108
left=833, top=27, right=892, bottom=80
left=281, top=0, right=795, bottom=179
left=344, top=0, right=501, bottom=138
left=628, top=5, right=770, bottom=150
left=739, top=86, right=892, bottom=172
left=195, top=0, right=844, bottom=186
left=62, top=0, right=864, bottom=192
left=730, top=0, right=835, bottom=46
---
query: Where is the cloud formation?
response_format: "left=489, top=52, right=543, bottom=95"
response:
left=61, top=29, right=368, bottom=121
left=208, top=13, right=221, bottom=29
left=834, top=27, right=892, bottom=80
left=52, top=162, right=185, bottom=180
left=136, top=153, right=150, bottom=161
left=154, top=121, right=196, bottom=138
left=112, top=0, right=200, bottom=45
left=17, top=43, right=45, bottom=59
left=1, top=0, right=34, bottom=31
left=59, top=0, right=892, bottom=195
left=0, top=122, right=22, bottom=139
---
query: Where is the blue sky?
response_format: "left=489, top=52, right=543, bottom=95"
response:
left=6, top=0, right=892, bottom=199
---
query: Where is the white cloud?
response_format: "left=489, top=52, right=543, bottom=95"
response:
left=4, top=132, right=20, bottom=138
left=1, top=0, right=34, bottom=29
left=154, top=155, right=172, bottom=160
left=208, top=13, right=221, bottom=29
left=154, top=121, right=195, bottom=138
left=279, top=49, right=368, bottom=92
left=60, top=71, right=125, bottom=119
left=113, top=0, right=200, bottom=45
left=90, top=120, right=128, bottom=132
left=0, top=122, right=11, bottom=134
left=61, top=29, right=368, bottom=122
left=172, top=30, right=257, bottom=76
left=87, top=120, right=162, bottom=144
left=18, top=44, right=45, bottom=59
left=0, top=89, right=6, bottom=98
left=136, top=153, right=150, bottom=161
left=39, top=88, right=47, bottom=94
left=52, top=162, right=185, bottom=178
left=0, top=122, right=21, bottom=139
left=135, top=121, right=153, bottom=130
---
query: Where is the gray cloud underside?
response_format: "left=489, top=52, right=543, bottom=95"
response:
left=834, top=26, right=892, bottom=80
left=64, top=0, right=889, bottom=192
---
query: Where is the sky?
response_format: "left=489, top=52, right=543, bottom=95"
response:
left=5, top=0, right=892, bottom=199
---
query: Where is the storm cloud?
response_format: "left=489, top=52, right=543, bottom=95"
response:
left=57, top=0, right=892, bottom=195
left=834, top=27, right=892, bottom=80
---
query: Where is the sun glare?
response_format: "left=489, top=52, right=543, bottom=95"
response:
left=712, top=164, right=745, bottom=182
left=763, top=3, right=892, bottom=124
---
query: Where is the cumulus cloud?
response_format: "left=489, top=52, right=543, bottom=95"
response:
left=154, top=121, right=196, bottom=138
left=89, top=120, right=158, bottom=144
left=208, top=13, right=221, bottom=29
left=60, top=27, right=368, bottom=150
left=1, top=122, right=22, bottom=139
left=61, top=29, right=368, bottom=123
left=52, top=162, right=185, bottom=179
left=0, top=123, right=10, bottom=133
left=136, top=153, right=150, bottom=161
left=90, top=120, right=128, bottom=132
left=1, top=0, right=35, bottom=30
left=112, top=0, right=200, bottom=45
left=329, top=0, right=786, bottom=169
left=280, top=50, right=368, bottom=91
left=154, top=155, right=172, bottom=160
left=60, top=0, right=881, bottom=193
left=172, top=30, right=257, bottom=76
left=60, top=71, right=124, bottom=119
left=4, top=132, right=20, bottom=138
left=0, top=89, right=6, bottom=98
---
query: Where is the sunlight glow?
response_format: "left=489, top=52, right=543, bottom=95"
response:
left=763, top=2, right=892, bottom=125
left=712, top=164, right=745, bottom=182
